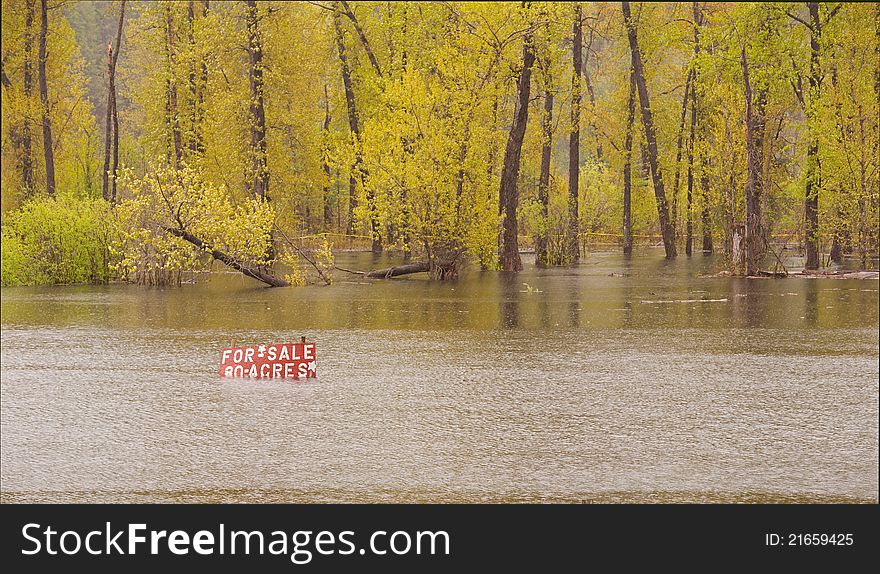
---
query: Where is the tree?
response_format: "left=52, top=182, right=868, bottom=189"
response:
left=621, top=1, right=676, bottom=258
left=498, top=28, right=535, bottom=272
left=670, top=69, right=693, bottom=240
left=321, top=83, right=333, bottom=227
left=102, top=0, right=125, bottom=203
left=741, top=44, right=767, bottom=276
left=21, top=0, right=36, bottom=196
left=186, top=0, right=208, bottom=156
left=567, top=3, right=582, bottom=263
left=38, top=0, right=55, bottom=196
left=535, top=54, right=554, bottom=268
left=244, top=0, right=269, bottom=200
left=695, top=2, right=712, bottom=254
left=332, top=3, right=381, bottom=254
left=803, top=2, right=821, bottom=270
left=622, top=67, right=635, bottom=256
left=332, top=6, right=359, bottom=234
left=685, top=6, right=699, bottom=256
left=164, top=2, right=182, bottom=167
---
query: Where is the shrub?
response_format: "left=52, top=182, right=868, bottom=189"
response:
left=1, top=193, right=115, bottom=286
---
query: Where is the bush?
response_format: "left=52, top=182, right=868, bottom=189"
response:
left=1, top=193, right=115, bottom=286
left=112, top=164, right=278, bottom=285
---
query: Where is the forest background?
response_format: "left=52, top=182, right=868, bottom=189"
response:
left=1, top=1, right=877, bottom=287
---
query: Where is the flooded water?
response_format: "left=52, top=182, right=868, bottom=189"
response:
left=1, top=249, right=878, bottom=503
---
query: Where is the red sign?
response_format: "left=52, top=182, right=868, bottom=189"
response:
left=219, top=341, right=317, bottom=379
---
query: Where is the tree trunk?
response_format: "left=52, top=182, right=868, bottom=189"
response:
left=694, top=2, right=712, bottom=254
left=165, top=4, right=182, bottom=168
left=0, top=60, right=9, bottom=88
left=583, top=26, right=602, bottom=162
left=333, top=5, right=380, bottom=252
left=742, top=47, right=767, bottom=276
left=536, top=87, right=553, bottom=268
left=103, top=44, right=113, bottom=201
left=568, top=3, right=582, bottom=263
left=623, top=67, right=636, bottom=256
left=195, top=1, right=209, bottom=155
left=804, top=2, right=821, bottom=270
left=700, top=156, right=713, bottom=253
left=186, top=1, right=199, bottom=156
left=102, top=1, right=125, bottom=203
left=686, top=65, right=697, bottom=256
left=21, top=0, right=35, bottom=196
left=365, top=261, right=430, bottom=279
left=110, top=65, right=119, bottom=202
left=498, top=34, right=535, bottom=272
left=165, top=227, right=288, bottom=287
left=670, top=68, right=693, bottom=239
left=38, top=0, right=55, bottom=196
left=322, top=84, right=333, bottom=228
left=339, top=0, right=382, bottom=77
left=245, top=0, right=269, bottom=200
left=621, top=1, right=676, bottom=258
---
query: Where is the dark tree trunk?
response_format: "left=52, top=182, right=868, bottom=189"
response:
left=186, top=1, right=199, bottom=155
left=165, top=4, right=182, bottom=168
left=670, top=68, right=693, bottom=239
left=536, top=87, right=553, bottom=268
left=166, top=227, right=288, bottom=287
left=694, top=2, right=712, bottom=254
left=245, top=0, right=269, bottom=200
left=365, top=260, right=429, bottom=279
left=583, top=26, right=602, bottom=162
left=622, top=1, right=676, bottom=258
left=685, top=3, right=701, bottom=257
left=0, top=59, right=10, bottom=88
left=339, top=0, right=382, bottom=77
left=195, top=1, right=209, bottom=155
left=38, top=0, right=55, bottom=196
left=498, top=34, right=535, bottom=272
left=742, top=47, right=767, bottom=276
left=110, top=65, right=120, bottom=202
left=686, top=65, right=697, bottom=256
left=333, top=5, right=380, bottom=253
left=804, top=2, right=821, bottom=270
left=103, top=43, right=113, bottom=201
left=700, top=157, right=713, bottom=253
left=21, top=0, right=35, bottom=196
left=622, top=68, right=636, bottom=256
left=103, top=1, right=125, bottom=203
left=568, top=3, right=582, bottom=263
left=322, top=84, right=333, bottom=228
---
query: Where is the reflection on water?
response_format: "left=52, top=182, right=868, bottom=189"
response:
left=1, top=249, right=878, bottom=503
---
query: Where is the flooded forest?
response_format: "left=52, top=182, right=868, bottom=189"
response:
left=0, top=1, right=878, bottom=285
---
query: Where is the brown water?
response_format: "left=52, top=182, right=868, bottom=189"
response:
left=1, top=250, right=878, bottom=503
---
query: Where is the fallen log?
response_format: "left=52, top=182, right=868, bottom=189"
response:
left=165, top=226, right=289, bottom=287
left=365, top=260, right=430, bottom=279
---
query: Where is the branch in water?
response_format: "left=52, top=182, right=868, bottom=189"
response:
left=164, top=226, right=289, bottom=287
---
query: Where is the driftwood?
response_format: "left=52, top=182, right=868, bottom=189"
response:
left=365, top=261, right=430, bottom=279
left=165, top=227, right=289, bottom=287
left=334, top=265, right=365, bottom=276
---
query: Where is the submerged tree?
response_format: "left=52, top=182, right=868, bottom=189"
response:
left=621, top=1, right=676, bottom=259
left=567, top=2, right=582, bottom=264
left=498, top=25, right=535, bottom=272
left=2, top=1, right=878, bottom=288
left=37, top=0, right=55, bottom=196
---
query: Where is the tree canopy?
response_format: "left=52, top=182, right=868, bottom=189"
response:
left=1, top=2, right=878, bottom=286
